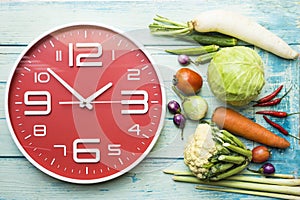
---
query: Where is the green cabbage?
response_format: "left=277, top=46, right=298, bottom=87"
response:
left=207, top=46, right=265, bottom=106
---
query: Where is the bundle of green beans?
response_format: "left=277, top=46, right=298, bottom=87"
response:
left=183, top=122, right=252, bottom=181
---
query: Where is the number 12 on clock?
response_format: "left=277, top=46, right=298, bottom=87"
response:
left=68, top=43, right=103, bottom=67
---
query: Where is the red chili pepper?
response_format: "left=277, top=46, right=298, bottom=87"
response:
left=253, top=98, right=282, bottom=107
left=257, top=85, right=283, bottom=103
left=256, top=110, right=300, bottom=118
left=253, top=86, right=292, bottom=107
left=263, top=115, right=300, bottom=140
left=263, top=115, right=288, bottom=135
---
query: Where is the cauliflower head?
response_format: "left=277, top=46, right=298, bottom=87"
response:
left=184, top=123, right=218, bottom=179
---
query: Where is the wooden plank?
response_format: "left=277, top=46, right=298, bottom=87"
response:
left=0, top=1, right=300, bottom=199
left=0, top=157, right=299, bottom=199
left=0, top=1, right=299, bottom=45
left=0, top=157, right=285, bottom=200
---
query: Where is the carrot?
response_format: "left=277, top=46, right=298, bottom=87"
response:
left=212, top=107, right=290, bottom=149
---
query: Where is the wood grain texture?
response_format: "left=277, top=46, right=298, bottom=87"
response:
left=0, top=0, right=299, bottom=199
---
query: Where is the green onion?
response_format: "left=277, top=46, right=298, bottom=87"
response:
left=164, top=169, right=300, bottom=198
left=173, top=175, right=300, bottom=196
left=195, top=185, right=300, bottom=200
left=227, top=175, right=300, bottom=186
left=241, top=170, right=299, bottom=179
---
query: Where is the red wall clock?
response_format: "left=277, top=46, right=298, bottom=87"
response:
left=5, top=23, right=166, bottom=184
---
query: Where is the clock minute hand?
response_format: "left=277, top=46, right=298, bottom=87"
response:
left=84, top=82, right=113, bottom=106
left=47, top=68, right=93, bottom=110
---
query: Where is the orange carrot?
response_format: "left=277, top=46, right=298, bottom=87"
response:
left=212, top=106, right=290, bottom=149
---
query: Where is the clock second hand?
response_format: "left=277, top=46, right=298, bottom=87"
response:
left=59, top=100, right=121, bottom=105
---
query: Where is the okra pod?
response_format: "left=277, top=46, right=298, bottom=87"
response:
left=187, top=33, right=238, bottom=47
left=165, top=44, right=219, bottom=56
left=195, top=52, right=216, bottom=64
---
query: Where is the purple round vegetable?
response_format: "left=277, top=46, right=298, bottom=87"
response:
left=261, top=163, right=275, bottom=174
left=173, top=113, right=186, bottom=140
left=178, top=54, right=190, bottom=66
left=173, top=113, right=186, bottom=129
left=247, top=162, right=276, bottom=175
left=167, top=100, right=181, bottom=114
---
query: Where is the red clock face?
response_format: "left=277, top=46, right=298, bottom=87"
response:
left=5, top=24, right=165, bottom=183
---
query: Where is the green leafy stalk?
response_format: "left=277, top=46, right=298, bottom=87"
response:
left=195, top=185, right=300, bottom=200
left=173, top=175, right=300, bottom=196
left=227, top=175, right=300, bottom=186
left=241, top=170, right=300, bottom=179
left=153, top=15, right=188, bottom=28
left=163, top=170, right=194, bottom=176
left=164, top=169, right=300, bottom=185
left=149, top=15, right=193, bottom=36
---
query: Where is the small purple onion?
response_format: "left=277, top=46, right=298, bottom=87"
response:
left=178, top=54, right=190, bottom=66
left=261, top=163, right=275, bottom=174
left=167, top=100, right=181, bottom=114
left=173, top=113, right=186, bottom=129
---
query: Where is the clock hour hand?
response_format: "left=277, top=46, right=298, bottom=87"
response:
left=82, top=82, right=113, bottom=107
left=47, top=68, right=93, bottom=110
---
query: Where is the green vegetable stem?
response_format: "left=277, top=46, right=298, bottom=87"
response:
left=163, top=169, right=300, bottom=199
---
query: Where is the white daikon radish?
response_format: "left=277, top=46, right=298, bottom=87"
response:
left=149, top=10, right=299, bottom=59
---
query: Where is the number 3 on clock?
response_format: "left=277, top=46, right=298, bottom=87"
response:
left=68, top=43, right=102, bottom=67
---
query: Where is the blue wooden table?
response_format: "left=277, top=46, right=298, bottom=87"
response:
left=0, top=1, right=299, bottom=199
